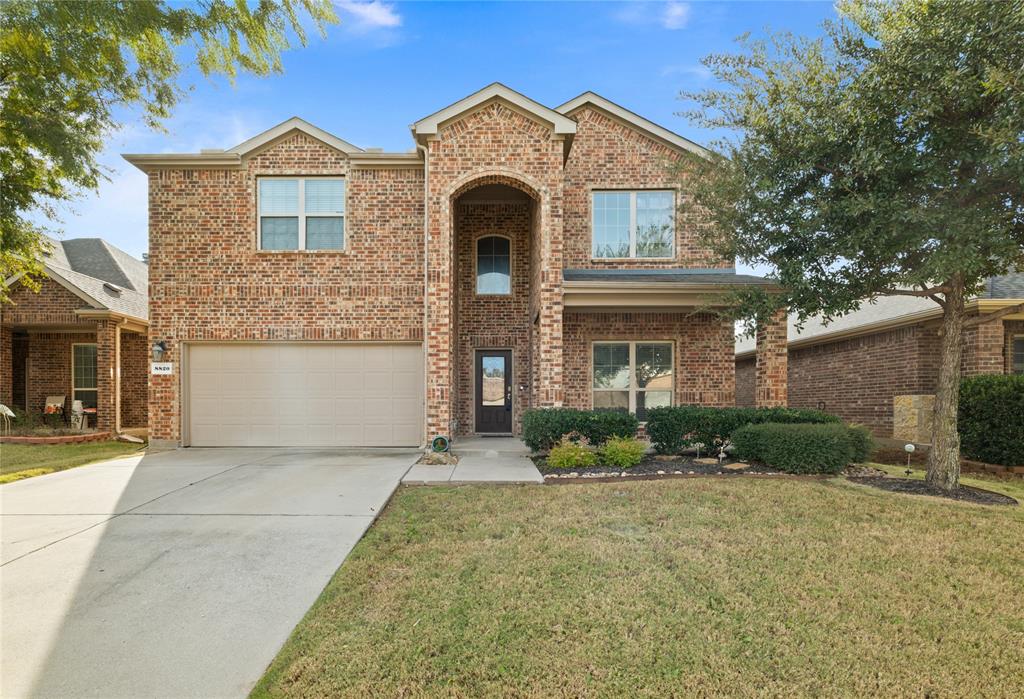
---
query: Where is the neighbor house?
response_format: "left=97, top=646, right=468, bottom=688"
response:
left=126, top=83, right=788, bottom=449
left=0, top=236, right=149, bottom=433
left=735, top=273, right=1024, bottom=439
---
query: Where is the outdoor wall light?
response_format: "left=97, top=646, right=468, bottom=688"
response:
left=151, top=340, right=167, bottom=362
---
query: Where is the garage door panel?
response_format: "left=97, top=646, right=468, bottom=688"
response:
left=188, top=344, right=423, bottom=447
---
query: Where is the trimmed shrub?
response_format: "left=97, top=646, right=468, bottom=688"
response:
left=959, top=374, right=1024, bottom=466
left=521, top=408, right=638, bottom=452
left=732, top=422, right=865, bottom=474
left=846, top=424, right=875, bottom=463
left=599, top=436, right=647, bottom=468
left=644, top=405, right=840, bottom=454
left=547, top=437, right=598, bottom=469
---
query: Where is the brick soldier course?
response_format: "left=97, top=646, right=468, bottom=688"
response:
left=126, top=83, right=788, bottom=448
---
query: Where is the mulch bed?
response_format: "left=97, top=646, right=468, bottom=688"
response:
left=848, top=476, right=1018, bottom=506
left=534, top=455, right=783, bottom=479
left=0, top=431, right=111, bottom=445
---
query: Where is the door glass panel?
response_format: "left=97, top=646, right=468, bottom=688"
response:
left=481, top=356, right=506, bottom=406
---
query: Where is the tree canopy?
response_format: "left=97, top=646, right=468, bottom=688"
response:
left=681, top=0, right=1024, bottom=488
left=0, top=0, right=336, bottom=300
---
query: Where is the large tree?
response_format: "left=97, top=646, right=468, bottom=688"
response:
left=681, top=0, right=1024, bottom=490
left=0, top=0, right=336, bottom=300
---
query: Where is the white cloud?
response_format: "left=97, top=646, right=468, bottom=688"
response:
left=334, top=1, right=402, bottom=30
left=614, top=1, right=691, bottom=31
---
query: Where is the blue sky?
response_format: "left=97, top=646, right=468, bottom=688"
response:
left=42, top=1, right=840, bottom=263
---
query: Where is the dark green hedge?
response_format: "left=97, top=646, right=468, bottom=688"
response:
left=732, top=422, right=872, bottom=474
left=521, top=408, right=639, bottom=452
left=644, top=405, right=840, bottom=454
left=959, top=374, right=1024, bottom=466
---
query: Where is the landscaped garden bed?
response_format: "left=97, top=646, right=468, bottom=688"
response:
left=534, top=454, right=781, bottom=479
left=847, top=475, right=1017, bottom=506
left=1, top=431, right=111, bottom=445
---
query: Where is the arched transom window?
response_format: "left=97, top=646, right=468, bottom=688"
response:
left=476, top=236, right=511, bottom=295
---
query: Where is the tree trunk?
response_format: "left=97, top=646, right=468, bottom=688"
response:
left=925, top=276, right=965, bottom=491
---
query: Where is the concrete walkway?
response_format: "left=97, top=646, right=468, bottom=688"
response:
left=403, top=436, right=543, bottom=484
left=0, top=447, right=418, bottom=699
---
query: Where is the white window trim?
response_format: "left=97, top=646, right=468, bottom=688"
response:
left=591, top=189, right=676, bottom=260
left=591, top=340, right=674, bottom=416
left=71, top=342, right=98, bottom=407
left=474, top=234, right=513, bottom=296
left=257, top=176, right=346, bottom=251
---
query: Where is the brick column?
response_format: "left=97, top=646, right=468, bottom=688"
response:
left=961, top=318, right=1004, bottom=376
left=425, top=174, right=454, bottom=440
left=755, top=309, right=788, bottom=407
left=95, top=320, right=118, bottom=432
left=534, top=190, right=564, bottom=407
left=0, top=325, right=12, bottom=407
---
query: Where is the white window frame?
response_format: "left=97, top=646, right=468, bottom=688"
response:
left=591, top=189, right=675, bottom=260
left=1013, top=334, right=1024, bottom=374
left=591, top=340, right=674, bottom=417
left=474, top=234, right=513, bottom=296
left=257, top=176, right=346, bottom=251
left=71, top=342, right=98, bottom=408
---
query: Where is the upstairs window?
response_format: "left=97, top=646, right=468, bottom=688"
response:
left=258, top=177, right=345, bottom=251
left=592, top=190, right=674, bottom=259
left=476, top=236, right=511, bottom=295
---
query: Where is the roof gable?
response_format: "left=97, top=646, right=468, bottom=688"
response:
left=229, top=117, right=363, bottom=157
left=413, top=83, right=577, bottom=140
left=556, top=92, right=711, bottom=158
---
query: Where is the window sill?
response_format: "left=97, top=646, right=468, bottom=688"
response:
left=590, top=257, right=677, bottom=263
left=255, top=249, right=349, bottom=255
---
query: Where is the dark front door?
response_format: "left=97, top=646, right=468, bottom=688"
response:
left=475, top=350, right=512, bottom=433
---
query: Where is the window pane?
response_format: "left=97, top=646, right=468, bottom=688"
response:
left=259, top=179, right=298, bottom=215
left=594, top=391, right=629, bottom=413
left=636, top=343, right=673, bottom=388
left=73, top=345, right=97, bottom=389
left=593, top=343, right=629, bottom=389
left=306, top=217, right=344, bottom=250
left=1014, top=337, right=1024, bottom=374
left=305, top=179, right=345, bottom=214
left=637, top=391, right=672, bottom=422
left=261, top=217, right=299, bottom=250
left=636, top=191, right=674, bottom=258
left=592, top=192, right=630, bottom=258
left=74, top=389, right=98, bottom=410
left=476, top=236, right=511, bottom=294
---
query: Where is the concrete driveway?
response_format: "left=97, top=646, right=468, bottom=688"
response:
left=0, top=447, right=418, bottom=698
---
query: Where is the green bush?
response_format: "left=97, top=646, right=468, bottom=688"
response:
left=959, top=374, right=1024, bottom=466
left=547, top=437, right=599, bottom=469
left=846, top=424, right=875, bottom=463
left=644, top=405, right=840, bottom=454
left=599, top=436, right=647, bottom=468
left=521, top=408, right=637, bottom=452
left=732, top=422, right=866, bottom=474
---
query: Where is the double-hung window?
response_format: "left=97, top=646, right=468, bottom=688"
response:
left=72, top=343, right=98, bottom=410
left=1013, top=335, right=1024, bottom=374
left=592, top=190, right=674, bottom=259
left=258, top=177, right=345, bottom=250
left=592, top=341, right=673, bottom=420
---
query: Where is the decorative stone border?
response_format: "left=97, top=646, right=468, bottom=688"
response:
left=0, top=432, right=112, bottom=445
left=961, top=459, right=1024, bottom=479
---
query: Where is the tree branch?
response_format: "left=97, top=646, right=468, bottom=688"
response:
left=962, top=302, right=1024, bottom=328
left=878, top=286, right=950, bottom=298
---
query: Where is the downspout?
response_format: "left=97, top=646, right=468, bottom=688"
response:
left=416, top=139, right=429, bottom=449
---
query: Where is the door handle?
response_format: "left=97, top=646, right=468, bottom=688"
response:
left=506, top=385, right=512, bottom=410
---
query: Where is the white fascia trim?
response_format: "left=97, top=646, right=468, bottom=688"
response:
left=556, top=92, right=713, bottom=159
left=413, top=82, right=577, bottom=138
left=229, top=116, right=364, bottom=156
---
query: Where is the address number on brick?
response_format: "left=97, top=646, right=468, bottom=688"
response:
left=151, top=362, right=174, bottom=375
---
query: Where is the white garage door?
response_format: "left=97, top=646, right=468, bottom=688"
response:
left=187, top=343, right=423, bottom=447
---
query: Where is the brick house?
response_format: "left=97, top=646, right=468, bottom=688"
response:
left=0, top=236, right=149, bottom=433
left=126, top=83, right=787, bottom=449
left=735, top=273, right=1024, bottom=439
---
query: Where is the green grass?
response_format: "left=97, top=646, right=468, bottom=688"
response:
left=872, top=462, right=1024, bottom=502
left=253, top=476, right=1024, bottom=698
left=0, top=441, right=145, bottom=483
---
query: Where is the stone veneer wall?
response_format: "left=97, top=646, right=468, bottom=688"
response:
left=146, top=132, right=425, bottom=444
left=563, top=310, right=735, bottom=410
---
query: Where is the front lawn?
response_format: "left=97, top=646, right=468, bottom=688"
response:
left=254, top=475, right=1024, bottom=697
left=0, top=441, right=146, bottom=484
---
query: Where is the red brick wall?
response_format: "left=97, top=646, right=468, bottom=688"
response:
left=962, top=319, right=1005, bottom=376
left=147, top=132, right=425, bottom=443
left=3, top=277, right=91, bottom=327
left=0, top=325, right=12, bottom=407
left=563, top=311, right=735, bottom=410
left=453, top=201, right=532, bottom=434
left=562, top=106, right=730, bottom=271
left=120, top=330, right=148, bottom=428
left=22, top=331, right=96, bottom=415
left=735, top=356, right=755, bottom=407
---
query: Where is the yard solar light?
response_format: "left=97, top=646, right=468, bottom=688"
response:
left=904, top=443, right=915, bottom=473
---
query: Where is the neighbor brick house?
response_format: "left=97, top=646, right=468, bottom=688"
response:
left=126, top=83, right=787, bottom=449
left=0, top=236, right=149, bottom=433
left=735, top=273, right=1024, bottom=439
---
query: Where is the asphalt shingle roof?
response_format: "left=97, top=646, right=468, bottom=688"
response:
left=41, top=236, right=148, bottom=321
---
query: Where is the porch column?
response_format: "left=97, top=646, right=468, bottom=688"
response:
left=0, top=325, right=12, bottom=407
left=425, top=171, right=454, bottom=440
left=95, top=320, right=119, bottom=432
left=536, top=269, right=564, bottom=406
left=755, top=308, right=788, bottom=407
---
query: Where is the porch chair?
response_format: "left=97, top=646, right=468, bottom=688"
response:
left=44, top=395, right=67, bottom=425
